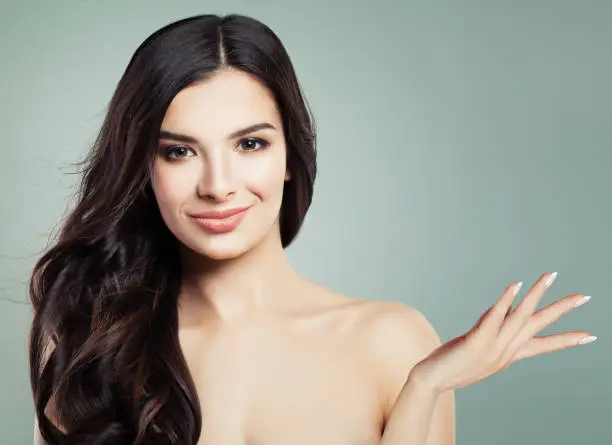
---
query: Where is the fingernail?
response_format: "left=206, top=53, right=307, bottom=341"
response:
left=545, top=271, right=558, bottom=288
left=514, top=281, right=524, bottom=296
left=578, top=335, right=597, bottom=345
left=574, top=295, right=591, bottom=308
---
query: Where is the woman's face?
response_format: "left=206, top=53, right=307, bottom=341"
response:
left=150, top=69, right=290, bottom=261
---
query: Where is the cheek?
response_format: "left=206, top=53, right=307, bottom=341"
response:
left=151, top=162, right=197, bottom=210
left=244, top=154, right=287, bottom=197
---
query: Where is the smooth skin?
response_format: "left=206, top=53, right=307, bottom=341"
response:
left=381, top=271, right=596, bottom=444
left=35, top=68, right=455, bottom=445
left=34, top=68, right=594, bottom=445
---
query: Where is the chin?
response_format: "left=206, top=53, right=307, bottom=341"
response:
left=195, top=243, right=251, bottom=261
left=178, top=233, right=249, bottom=261
left=168, top=214, right=282, bottom=262
left=180, top=225, right=271, bottom=262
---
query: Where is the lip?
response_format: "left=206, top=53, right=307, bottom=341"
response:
left=191, top=205, right=252, bottom=233
left=191, top=206, right=252, bottom=219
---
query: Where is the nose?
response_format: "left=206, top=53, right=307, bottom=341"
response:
left=196, top=151, right=237, bottom=202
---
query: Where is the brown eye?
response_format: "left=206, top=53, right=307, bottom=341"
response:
left=164, top=145, right=195, bottom=160
left=237, top=138, right=269, bottom=152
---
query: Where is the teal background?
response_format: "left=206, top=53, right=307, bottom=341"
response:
left=1, top=0, right=610, bottom=443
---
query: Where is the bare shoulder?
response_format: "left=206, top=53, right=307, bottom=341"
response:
left=295, top=281, right=445, bottom=422
left=357, top=300, right=442, bottom=354
left=352, top=300, right=444, bottom=421
left=300, top=283, right=442, bottom=361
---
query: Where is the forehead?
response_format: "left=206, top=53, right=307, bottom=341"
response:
left=161, top=69, right=281, bottom=136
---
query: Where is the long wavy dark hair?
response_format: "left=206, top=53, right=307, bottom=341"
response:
left=29, top=13, right=317, bottom=445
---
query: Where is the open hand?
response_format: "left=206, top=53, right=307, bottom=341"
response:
left=410, top=272, right=596, bottom=395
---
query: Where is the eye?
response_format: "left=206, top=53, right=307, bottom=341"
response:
left=163, top=145, right=196, bottom=160
left=237, top=137, right=270, bottom=152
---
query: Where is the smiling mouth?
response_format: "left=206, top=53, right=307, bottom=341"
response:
left=191, top=206, right=251, bottom=233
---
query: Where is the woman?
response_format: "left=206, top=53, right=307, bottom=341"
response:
left=30, top=13, right=595, bottom=445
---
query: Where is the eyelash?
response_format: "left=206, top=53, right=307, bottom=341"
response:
left=162, top=137, right=270, bottom=160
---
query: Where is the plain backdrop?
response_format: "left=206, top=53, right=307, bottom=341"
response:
left=1, top=1, right=610, bottom=444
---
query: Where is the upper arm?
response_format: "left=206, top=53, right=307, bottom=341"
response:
left=363, top=301, right=456, bottom=445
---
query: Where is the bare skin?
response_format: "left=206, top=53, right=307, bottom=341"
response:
left=34, top=281, right=452, bottom=445
left=34, top=70, right=594, bottom=445
left=380, top=271, right=595, bottom=445
left=150, top=68, right=455, bottom=444
left=34, top=69, right=456, bottom=444
left=177, top=278, right=453, bottom=445
left=34, top=270, right=593, bottom=445
left=179, top=283, right=376, bottom=445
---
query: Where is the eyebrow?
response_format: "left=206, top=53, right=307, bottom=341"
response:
left=158, top=122, right=277, bottom=143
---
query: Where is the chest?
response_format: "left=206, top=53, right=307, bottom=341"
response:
left=180, top=324, right=384, bottom=445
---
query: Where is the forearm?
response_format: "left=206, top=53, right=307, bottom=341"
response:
left=380, top=375, right=440, bottom=445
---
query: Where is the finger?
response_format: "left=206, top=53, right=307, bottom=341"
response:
left=499, top=293, right=590, bottom=363
left=504, top=304, right=513, bottom=320
left=515, top=293, right=589, bottom=342
left=471, top=305, right=494, bottom=331
left=473, top=281, right=521, bottom=336
left=510, top=331, right=593, bottom=362
left=499, top=272, right=557, bottom=343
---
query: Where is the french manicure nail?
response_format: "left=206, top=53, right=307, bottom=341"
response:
left=574, top=295, right=591, bottom=308
left=578, top=335, right=597, bottom=345
left=545, top=271, right=558, bottom=288
left=514, top=281, right=524, bottom=296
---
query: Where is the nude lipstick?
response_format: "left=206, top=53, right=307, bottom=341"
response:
left=191, top=205, right=252, bottom=233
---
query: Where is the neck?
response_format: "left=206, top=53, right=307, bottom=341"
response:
left=177, top=226, right=303, bottom=330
